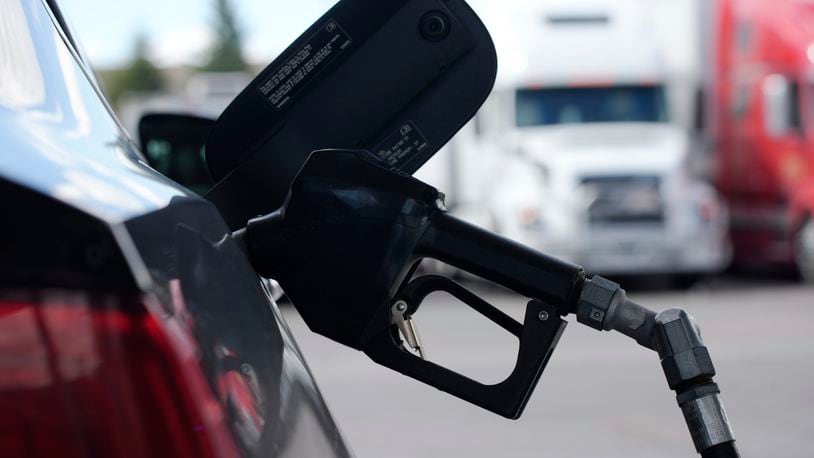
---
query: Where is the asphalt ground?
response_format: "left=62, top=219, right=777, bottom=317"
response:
left=283, top=275, right=814, bottom=458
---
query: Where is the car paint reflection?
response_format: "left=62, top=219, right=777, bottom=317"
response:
left=0, top=0, right=352, bottom=456
left=0, top=0, right=46, bottom=109
left=0, top=0, right=186, bottom=222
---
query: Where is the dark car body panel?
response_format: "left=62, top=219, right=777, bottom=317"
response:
left=0, top=1, right=351, bottom=456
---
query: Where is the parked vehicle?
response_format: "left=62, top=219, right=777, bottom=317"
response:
left=709, top=0, right=814, bottom=280
left=435, top=0, right=731, bottom=279
left=0, top=1, right=350, bottom=456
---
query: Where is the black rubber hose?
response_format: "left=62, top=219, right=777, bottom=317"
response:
left=701, top=441, right=739, bottom=458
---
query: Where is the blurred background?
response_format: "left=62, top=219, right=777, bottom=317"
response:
left=60, top=0, right=814, bottom=456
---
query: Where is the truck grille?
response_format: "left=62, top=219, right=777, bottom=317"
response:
left=581, top=175, right=664, bottom=224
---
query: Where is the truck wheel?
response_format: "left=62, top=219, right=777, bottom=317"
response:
left=796, top=218, right=814, bottom=283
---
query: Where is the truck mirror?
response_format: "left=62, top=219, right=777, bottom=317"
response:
left=204, top=0, right=497, bottom=229
left=762, top=74, right=793, bottom=138
left=138, top=113, right=216, bottom=195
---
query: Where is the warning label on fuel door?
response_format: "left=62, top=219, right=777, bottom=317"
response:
left=257, top=20, right=352, bottom=110
left=374, top=122, right=430, bottom=170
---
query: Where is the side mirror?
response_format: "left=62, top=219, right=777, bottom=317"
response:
left=138, top=113, right=217, bottom=195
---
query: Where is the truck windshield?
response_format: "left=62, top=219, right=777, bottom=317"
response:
left=515, top=85, right=668, bottom=127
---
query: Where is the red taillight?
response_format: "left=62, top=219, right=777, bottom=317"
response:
left=0, top=292, right=239, bottom=458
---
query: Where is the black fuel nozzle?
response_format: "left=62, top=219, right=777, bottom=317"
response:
left=239, top=149, right=585, bottom=418
left=238, top=149, right=737, bottom=453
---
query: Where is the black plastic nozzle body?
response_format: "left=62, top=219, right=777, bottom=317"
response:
left=240, top=149, right=585, bottom=418
left=417, top=212, right=584, bottom=313
left=243, top=149, right=585, bottom=349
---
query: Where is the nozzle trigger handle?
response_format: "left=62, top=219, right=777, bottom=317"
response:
left=363, top=275, right=566, bottom=419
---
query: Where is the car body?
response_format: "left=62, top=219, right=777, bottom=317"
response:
left=0, top=1, right=351, bottom=456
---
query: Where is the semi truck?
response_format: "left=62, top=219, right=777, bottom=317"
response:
left=708, top=0, right=814, bottom=281
left=418, top=0, right=731, bottom=280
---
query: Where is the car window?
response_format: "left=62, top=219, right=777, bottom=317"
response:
left=809, top=82, right=814, bottom=137
left=732, top=85, right=750, bottom=119
left=788, top=79, right=802, bottom=134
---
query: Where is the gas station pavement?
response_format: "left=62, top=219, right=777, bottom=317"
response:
left=283, top=275, right=814, bottom=458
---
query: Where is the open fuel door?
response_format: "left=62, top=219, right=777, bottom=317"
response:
left=204, top=0, right=497, bottom=229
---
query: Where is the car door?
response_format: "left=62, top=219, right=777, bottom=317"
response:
left=0, top=1, right=351, bottom=456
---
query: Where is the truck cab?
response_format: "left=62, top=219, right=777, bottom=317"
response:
left=450, top=0, right=731, bottom=278
left=712, top=0, right=814, bottom=279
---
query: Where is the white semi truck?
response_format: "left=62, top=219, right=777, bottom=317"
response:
left=418, top=0, right=730, bottom=279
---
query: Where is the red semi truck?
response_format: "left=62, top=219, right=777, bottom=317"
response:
left=711, top=0, right=814, bottom=280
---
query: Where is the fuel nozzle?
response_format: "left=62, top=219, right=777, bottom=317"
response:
left=236, top=149, right=738, bottom=454
left=237, top=149, right=580, bottom=419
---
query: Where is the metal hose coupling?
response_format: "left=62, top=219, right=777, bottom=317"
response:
left=677, top=383, right=736, bottom=454
left=653, top=309, right=737, bottom=455
left=574, top=276, right=738, bottom=457
left=574, top=275, right=656, bottom=349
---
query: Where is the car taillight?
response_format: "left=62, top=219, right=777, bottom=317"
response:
left=0, top=291, right=239, bottom=458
